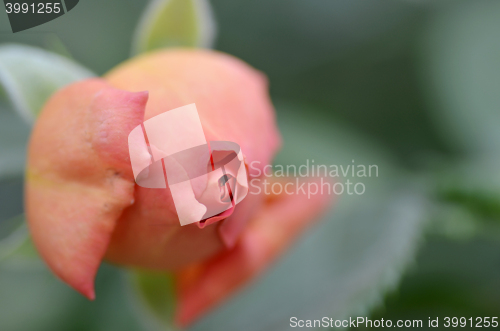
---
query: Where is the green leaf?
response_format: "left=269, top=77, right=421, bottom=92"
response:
left=419, top=3, right=500, bottom=239
left=372, top=238, right=500, bottom=322
left=0, top=104, right=30, bottom=179
left=0, top=214, right=38, bottom=261
left=438, top=158, right=500, bottom=220
left=0, top=44, right=95, bottom=123
left=0, top=217, right=143, bottom=330
left=420, top=1, right=500, bottom=155
left=188, top=102, right=429, bottom=331
left=430, top=156, right=500, bottom=240
left=132, top=0, right=216, bottom=55
left=0, top=262, right=143, bottom=331
left=128, top=270, right=178, bottom=331
left=0, top=215, right=39, bottom=266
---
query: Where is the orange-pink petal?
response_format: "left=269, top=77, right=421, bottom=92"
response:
left=26, top=79, right=148, bottom=299
left=174, top=177, right=333, bottom=326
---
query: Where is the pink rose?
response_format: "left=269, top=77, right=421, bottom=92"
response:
left=26, top=49, right=331, bottom=326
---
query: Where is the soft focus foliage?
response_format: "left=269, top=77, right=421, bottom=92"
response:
left=1, top=0, right=500, bottom=330
left=132, top=0, right=216, bottom=54
left=0, top=44, right=94, bottom=123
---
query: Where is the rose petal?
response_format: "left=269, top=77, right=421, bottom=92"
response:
left=174, top=177, right=334, bottom=326
left=26, top=79, right=148, bottom=299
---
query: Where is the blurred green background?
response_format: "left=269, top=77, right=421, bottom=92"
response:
left=1, top=0, right=500, bottom=330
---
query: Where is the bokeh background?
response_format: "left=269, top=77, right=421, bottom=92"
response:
left=1, top=0, right=500, bottom=330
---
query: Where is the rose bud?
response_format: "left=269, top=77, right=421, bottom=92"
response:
left=25, top=49, right=332, bottom=325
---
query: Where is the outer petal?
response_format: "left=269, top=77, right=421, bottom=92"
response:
left=174, top=177, right=333, bottom=326
left=25, top=79, right=148, bottom=299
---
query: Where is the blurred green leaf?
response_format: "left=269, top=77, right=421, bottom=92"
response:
left=0, top=104, right=30, bottom=179
left=132, top=0, right=216, bottom=55
left=188, top=102, right=429, bottom=331
left=418, top=1, right=500, bottom=241
left=0, top=44, right=95, bottom=123
left=0, top=261, right=143, bottom=331
left=420, top=1, right=500, bottom=155
left=431, top=157, right=500, bottom=239
left=439, top=162, right=500, bottom=221
left=0, top=215, right=28, bottom=259
left=428, top=203, right=483, bottom=241
left=0, top=215, right=39, bottom=266
left=0, top=218, right=143, bottom=331
left=368, top=237, right=500, bottom=325
left=128, top=270, right=178, bottom=331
